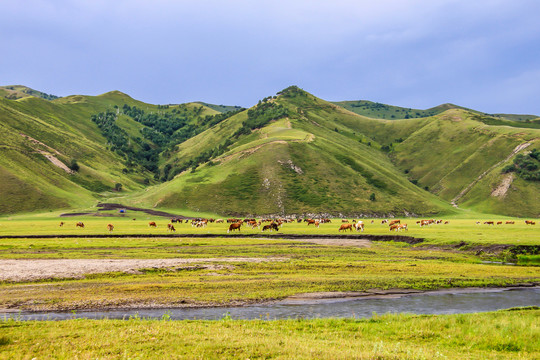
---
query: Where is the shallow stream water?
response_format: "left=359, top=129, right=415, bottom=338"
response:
left=4, top=287, right=538, bottom=321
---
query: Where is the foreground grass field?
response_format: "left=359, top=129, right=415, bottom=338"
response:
left=1, top=309, right=538, bottom=359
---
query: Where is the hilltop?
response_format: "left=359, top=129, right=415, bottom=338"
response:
left=334, top=99, right=540, bottom=125
left=0, top=85, right=59, bottom=101
left=0, top=85, right=538, bottom=217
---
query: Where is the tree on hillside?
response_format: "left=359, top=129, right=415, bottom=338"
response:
left=69, top=159, right=80, bottom=172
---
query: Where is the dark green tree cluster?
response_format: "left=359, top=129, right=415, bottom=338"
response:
left=503, top=149, right=540, bottom=181
left=121, top=104, right=243, bottom=148
left=105, top=104, right=243, bottom=181
left=90, top=110, right=159, bottom=173
left=165, top=138, right=235, bottom=180
left=277, top=85, right=308, bottom=98
left=233, top=100, right=288, bottom=137
left=122, top=104, right=192, bottom=138
left=91, top=111, right=132, bottom=153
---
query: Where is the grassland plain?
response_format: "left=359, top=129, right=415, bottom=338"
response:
left=0, top=215, right=538, bottom=311
left=0, top=216, right=538, bottom=359
left=0, top=215, right=538, bottom=245
left=1, top=309, right=539, bottom=359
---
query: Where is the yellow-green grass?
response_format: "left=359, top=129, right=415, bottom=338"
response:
left=0, top=216, right=538, bottom=245
left=0, top=234, right=538, bottom=310
left=1, top=309, right=538, bottom=359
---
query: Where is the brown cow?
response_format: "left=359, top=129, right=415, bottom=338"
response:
left=227, top=222, right=242, bottom=233
left=107, top=224, right=114, bottom=232
left=397, top=223, right=408, bottom=231
left=306, top=219, right=316, bottom=225
left=59, top=221, right=65, bottom=227
left=497, top=221, right=503, bottom=225
left=149, top=221, right=157, bottom=227
left=505, top=221, right=515, bottom=224
left=339, top=223, right=353, bottom=232
left=388, top=219, right=401, bottom=226
left=262, top=223, right=279, bottom=232
left=484, top=221, right=494, bottom=225
left=195, top=220, right=208, bottom=228
left=76, top=222, right=84, bottom=228
left=525, top=220, right=536, bottom=225
left=389, top=224, right=399, bottom=231
left=167, top=223, right=176, bottom=232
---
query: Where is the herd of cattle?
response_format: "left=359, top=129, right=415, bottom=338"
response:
left=58, top=217, right=537, bottom=233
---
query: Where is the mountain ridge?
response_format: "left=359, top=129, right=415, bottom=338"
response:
left=0, top=85, right=538, bottom=216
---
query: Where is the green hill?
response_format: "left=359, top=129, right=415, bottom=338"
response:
left=332, top=100, right=470, bottom=120
left=0, top=85, right=59, bottom=101
left=0, top=87, right=242, bottom=214
left=124, top=87, right=454, bottom=216
left=1, top=85, right=538, bottom=217
left=195, top=102, right=244, bottom=113
left=333, top=99, right=539, bottom=125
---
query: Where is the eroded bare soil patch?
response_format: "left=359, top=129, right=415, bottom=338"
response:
left=0, top=257, right=287, bottom=282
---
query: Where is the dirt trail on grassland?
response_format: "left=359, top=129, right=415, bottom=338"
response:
left=451, top=142, right=531, bottom=207
left=0, top=257, right=287, bottom=282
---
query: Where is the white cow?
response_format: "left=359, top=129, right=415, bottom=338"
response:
left=354, top=220, right=364, bottom=232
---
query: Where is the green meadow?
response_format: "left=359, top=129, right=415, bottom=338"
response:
left=0, top=216, right=538, bottom=359
left=1, top=309, right=538, bottom=359
left=0, top=214, right=538, bottom=245
left=0, top=214, right=538, bottom=311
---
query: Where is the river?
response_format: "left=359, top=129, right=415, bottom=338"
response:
left=3, top=287, right=538, bottom=321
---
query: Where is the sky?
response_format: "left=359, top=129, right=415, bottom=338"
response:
left=1, top=0, right=540, bottom=114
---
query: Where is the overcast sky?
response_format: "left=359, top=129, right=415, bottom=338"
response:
left=1, top=0, right=539, bottom=114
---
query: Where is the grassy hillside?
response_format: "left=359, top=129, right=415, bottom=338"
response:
left=333, top=99, right=539, bottom=125
left=333, top=100, right=475, bottom=120
left=125, top=87, right=453, bottom=216
left=195, top=102, right=244, bottom=113
left=0, top=85, right=59, bottom=101
left=0, top=93, right=167, bottom=214
left=0, top=87, right=240, bottom=214
left=379, top=110, right=540, bottom=216
left=1, top=84, right=538, bottom=217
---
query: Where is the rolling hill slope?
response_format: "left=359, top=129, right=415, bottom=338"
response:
left=334, top=99, right=539, bottom=125
left=1, top=85, right=538, bottom=217
left=0, top=89, right=223, bottom=213
left=124, top=87, right=454, bottom=216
